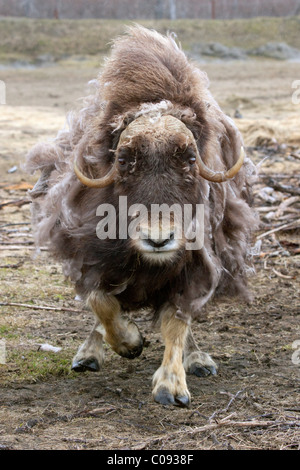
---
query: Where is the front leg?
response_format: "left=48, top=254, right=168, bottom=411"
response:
left=88, top=290, right=144, bottom=359
left=152, top=305, right=191, bottom=408
left=72, top=319, right=104, bottom=372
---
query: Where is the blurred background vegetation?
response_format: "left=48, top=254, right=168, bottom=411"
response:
left=0, top=16, right=300, bottom=64
left=0, top=1, right=300, bottom=64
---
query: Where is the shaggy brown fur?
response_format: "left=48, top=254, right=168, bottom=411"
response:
left=25, top=26, right=257, bottom=405
left=26, top=26, right=256, bottom=314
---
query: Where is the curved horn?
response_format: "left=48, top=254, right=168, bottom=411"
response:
left=74, top=156, right=117, bottom=188
left=194, top=146, right=245, bottom=183
left=74, top=138, right=117, bottom=188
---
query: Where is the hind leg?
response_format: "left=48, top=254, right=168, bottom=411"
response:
left=72, top=291, right=143, bottom=372
left=183, top=327, right=218, bottom=377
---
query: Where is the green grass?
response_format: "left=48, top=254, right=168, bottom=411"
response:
left=0, top=255, right=78, bottom=385
left=2, top=349, right=76, bottom=384
left=0, top=325, right=17, bottom=338
left=0, top=16, right=299, bottom=62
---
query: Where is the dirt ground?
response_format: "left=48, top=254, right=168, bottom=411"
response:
left=0, top=58, right=299, bottom=450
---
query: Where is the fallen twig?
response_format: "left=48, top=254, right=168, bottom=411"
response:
left=0, top=223, right=31, bottom=228
left=265, top=179, right=300, bottom=196
left=272, top=268, right=294, bottom=279
left=0, top=245, right=48, bottom=250
left=274, top=196, right=300, bottom=218
left=133, top=418, right=299, bottom=450
left=75, top=406, right=117, bottom=417
left=0, top=261, right=24, bottom=269
left=0, top=199, right=31, bottom=210
left=209, top=390, right=245, bottom=422
left=0, top=241, right=33, bottom=245
left=0, top=301, right=85, bottom=314
left=259, top=173, right=300, bottom=179
left=256, top=219, right=300, bottom=240
left=2, top=182, right=33, bottom=191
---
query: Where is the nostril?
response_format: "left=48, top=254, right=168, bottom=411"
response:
left=147, top=233, right=175, bottom=249
left=147, top=239, right=167, bottom=248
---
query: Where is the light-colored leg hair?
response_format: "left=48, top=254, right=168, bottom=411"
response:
left=72, top=319, right=104, bottom=372
left=72, top=291, right=144, bottom=372
left=152, top=305, right=191, bottom=407
left=88, top=290, right=144, bottom=359
left=183, top=327, right=218, bottom=377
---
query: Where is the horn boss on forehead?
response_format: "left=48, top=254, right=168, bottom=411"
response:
left=74, top=114, right=245, bottom=187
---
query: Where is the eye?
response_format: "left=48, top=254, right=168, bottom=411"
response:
left=118, top=156, right=127, bottom=166
left=188, top=156, right=196, bottom=166
left=117, top=147, right=131, bottom=169
left=184, top=148, right=197, bottom=167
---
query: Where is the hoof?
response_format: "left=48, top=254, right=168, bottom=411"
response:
left=153, top=387, right=190, bottom=408
left=189, top=363, right=218, bottom=377
left=184, top=351, right=218, bottom=378
left=118, top=337, right=144, bottom=360
left=71, top=357, right=100, bottom=373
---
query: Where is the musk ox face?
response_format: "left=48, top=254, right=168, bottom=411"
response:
left=75, top=113, right=245, bottom=190
left=114, top=120, right=200, bottom=265
left=75, top=113, right=244, bottom=266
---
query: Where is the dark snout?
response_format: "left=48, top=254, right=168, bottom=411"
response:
left=143, top=230, right=175, bottom=249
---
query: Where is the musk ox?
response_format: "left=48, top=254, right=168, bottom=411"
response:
left=25, top=26, right=257, bottom=407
